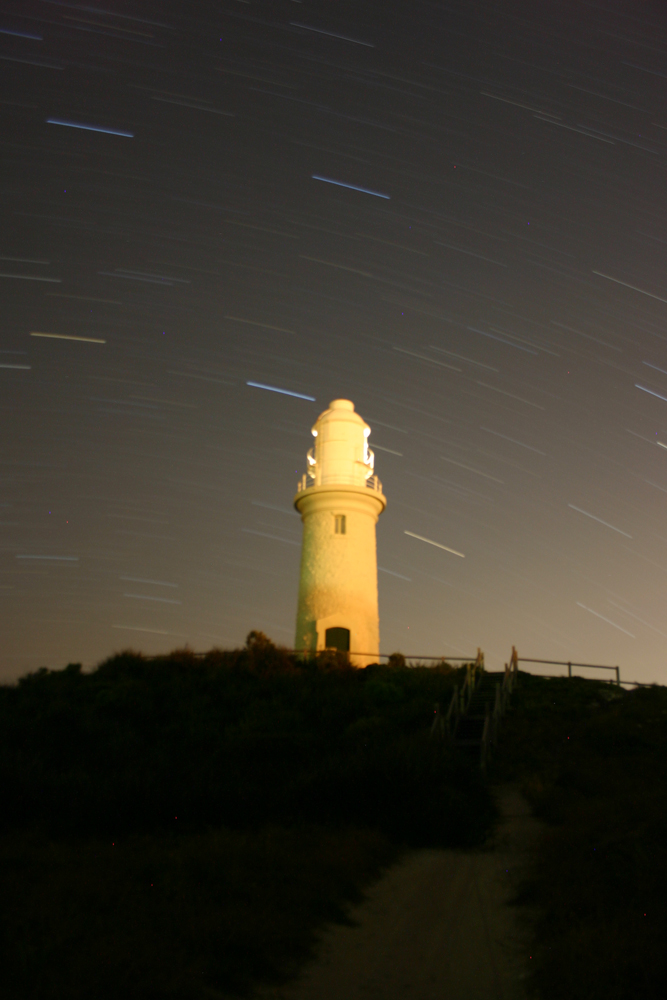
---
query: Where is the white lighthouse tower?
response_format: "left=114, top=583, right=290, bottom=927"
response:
left=294, top=399, right=387, bottom=667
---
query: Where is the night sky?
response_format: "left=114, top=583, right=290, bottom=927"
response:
left=2, top=0, right=667, bottom=684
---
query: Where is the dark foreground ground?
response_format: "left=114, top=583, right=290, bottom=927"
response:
left=256, top=783, right=543, bottom=1000
left=1, top=641, right=665, bottom=1000
left=491, top=673, right=667, bottom=1000
left=0, top=639, right=492, bottom=999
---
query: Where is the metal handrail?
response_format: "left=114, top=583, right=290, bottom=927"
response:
left=516, top=654, right=620, bottom=686
left=295, top=474, right=384, bottom=495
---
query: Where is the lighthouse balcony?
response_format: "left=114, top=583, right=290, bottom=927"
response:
left=296, top=473, right=383, bottom=494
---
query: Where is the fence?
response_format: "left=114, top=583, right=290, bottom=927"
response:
left=431, top=650, right=487, bottom=744
left=517, top=655, right=620, bottom=685
left=286, top=650, right=482, bottom=668
left=420, top=644, right=652, bottom=690
left=514, top=653, right=654, bottom=688
left=479, top=650, right=520, bottom=771
left=329, top=648, right=650, bottom=691
left=175, top=644, right=654, bottom=689
left=430, top=649, right=518, bottom=770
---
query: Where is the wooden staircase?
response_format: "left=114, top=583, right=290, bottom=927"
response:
left=431, top=647, right=519, bottom=770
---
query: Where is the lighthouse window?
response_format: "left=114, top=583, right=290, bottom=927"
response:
left=334, top=514, right=346, bottom=534
left=326, top=627, right=350, bottom=652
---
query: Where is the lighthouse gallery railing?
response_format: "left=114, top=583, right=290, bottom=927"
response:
left=296, top=474, right=383, bottom=494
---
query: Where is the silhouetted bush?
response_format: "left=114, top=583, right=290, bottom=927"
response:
left=0, top=642, right=496, bottom=998
left=493, top=675, right=667, bottom=1000
left=0, top=823, right=396, bottom=1000
left=0, top=643, right=491, bottom=847
left=11, top=661, right=658, bottom=1000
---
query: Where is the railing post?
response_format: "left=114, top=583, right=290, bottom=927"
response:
left=615, top=666, right=620, bottom=686
left=568, top=661, right=572, bottom=678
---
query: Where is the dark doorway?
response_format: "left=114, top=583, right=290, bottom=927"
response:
left=325, top=627, right=350, bottom=652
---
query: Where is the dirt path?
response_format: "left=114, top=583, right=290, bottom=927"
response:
left=258, top=785, right=542, bottom=1000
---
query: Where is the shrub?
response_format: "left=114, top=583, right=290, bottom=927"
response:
left=0, top=647, right=491, bottom=847
left=494, top=676, right=667, bottom=1000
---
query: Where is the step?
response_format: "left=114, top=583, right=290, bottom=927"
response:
left=455, top=728, right=485, bottom=740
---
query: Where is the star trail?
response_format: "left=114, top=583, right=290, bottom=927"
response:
left=1, top=0, right=667, bottom=682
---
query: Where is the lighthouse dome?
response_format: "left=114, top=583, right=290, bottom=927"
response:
left=310, top=399, right=373, bottom=486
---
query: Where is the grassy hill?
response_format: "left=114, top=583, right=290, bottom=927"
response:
left=2, top=640, right=664, bottom=1000
left=0, top=636, right=492, bottom=999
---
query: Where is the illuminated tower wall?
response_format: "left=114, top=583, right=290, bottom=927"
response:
left=294, top=399, right=386, bottom=667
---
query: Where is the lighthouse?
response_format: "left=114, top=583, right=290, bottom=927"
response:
left=294, top=399, right=387, bottom=667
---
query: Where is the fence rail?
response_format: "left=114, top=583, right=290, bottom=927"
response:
left=514, top=653, right=657, bottom=688
left=518, top=656, right=620, bottom=685
left=289, top=650, right=480, bottom=663
left=161, top=645, right=654, bottom=688
left=187, top=649, right=478, bottom=662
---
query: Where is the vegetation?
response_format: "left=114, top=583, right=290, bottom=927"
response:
left=491, top=673, right=667, bottom=1000
left=1, top=824, right=395, bottom=1000
left=0, top=636, right=494, bottom=999
left=10, top=642, right=661, bottom=1000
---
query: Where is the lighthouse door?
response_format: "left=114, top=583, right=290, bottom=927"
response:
left=325, top=627, right=350, bottom=653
